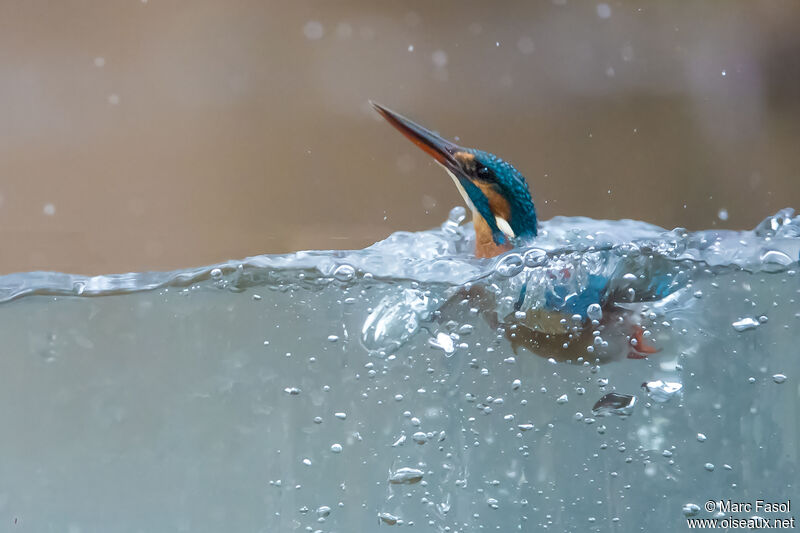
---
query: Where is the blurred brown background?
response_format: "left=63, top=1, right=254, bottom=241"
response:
left=1, top=1, right=798, bottom=275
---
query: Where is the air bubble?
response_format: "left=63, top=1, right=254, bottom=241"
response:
left=522, top=248, right=547, bottom=267
left=495, top=253, right=524, bottom=278
left=586, top=303, right=602, bottom=321
left=333, top=264, right=356, bottom=282
left=732, top=317, right=759, bottom=332
left=389, top=467, right=424, bottom=484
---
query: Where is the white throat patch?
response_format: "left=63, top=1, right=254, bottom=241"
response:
left=442, top=165, right=515, bottom=240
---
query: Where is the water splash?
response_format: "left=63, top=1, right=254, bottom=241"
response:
left=0, top=209, right=796, bottom=304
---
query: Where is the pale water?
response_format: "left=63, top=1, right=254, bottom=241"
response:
left=1, top=208, right=798, bottom=532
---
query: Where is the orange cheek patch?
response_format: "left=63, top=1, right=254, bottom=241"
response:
left=474, top=182, right=511, bottom=221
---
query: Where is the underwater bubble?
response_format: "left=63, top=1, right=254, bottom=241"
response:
left=517, top=423, right=534, bottom=431
left=333, top=264, right=356, bottom=282
left=330, top=443, right=342, bottom=453
left=389, top=467, right=424, bottom=485
left=412, top=431, right=428, bottom=444
left=522, top=248, right=547, bottom=267
left=512, top=379, right=521, bottom=390
left=773, top=374, right=787, bottom=384
left=487, top=498, right=499, bottom=509
left=717, top=208, right=729, bottom=221
left=317, top=506, right=331, bottom=518
left=586, top=303, right=603, bottom=321
left=210, top=268, right=223, bottom=279
left=378, top=512, right=400, bottom=525
left=361, top=289, right=439, bottom=352
left=683, top=503, right=701, bottom=517
left=697, top=433, right=707, bottom=442
left=429, top=332, right=455, bottom=355
left=334, top=412, right=347, bottom=420
left=556, top=394, right=568, bottom=404
left=592, top=393, right=636, bottom=417
left=284, top=387, right=301, bottom=395
left=704, top=463, right=715, bottom=471
left=302, top=458, right=312, bottom=466
left=495, top=253, right=524, bottom=278
left=760, top=250, right=794, bottom=272
left=732, top=317, right=759, bottom=332
left=642, top=380, right=682, bottom=402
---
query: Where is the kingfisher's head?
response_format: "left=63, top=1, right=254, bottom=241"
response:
left=372, top=102, right=537, bottom=258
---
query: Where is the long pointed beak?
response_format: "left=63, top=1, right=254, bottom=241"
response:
left=371, top=101, right=461, bottom=168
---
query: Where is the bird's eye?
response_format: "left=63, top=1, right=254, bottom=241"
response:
left=475, top=165, right=492, bottom=181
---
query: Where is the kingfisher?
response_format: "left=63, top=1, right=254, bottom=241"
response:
left=371, top=102, right=660, bottom=360
left=372, top=102, right=537, bottom=259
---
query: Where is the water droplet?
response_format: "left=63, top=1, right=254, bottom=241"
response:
left=448, top=205, right=466, bottom=224
left=732, top=317, right=759, bottom=332
left=717, top=208, right=729, bottom=221
left=389, top=467, right=424, bottom=484
left=431, top=49, right=448, bottom=68
left=43, top=203, right=56, bottom=216
left=596, top=3, right=612, bottom=18
left=773, top=373, right=787, bottom=384
left=303, top=20, right=324, bottom=40
left=516, top=36, right=535, bottom=55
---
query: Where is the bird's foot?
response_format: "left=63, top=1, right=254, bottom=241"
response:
left=627, top=325, right=659, bottom=359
